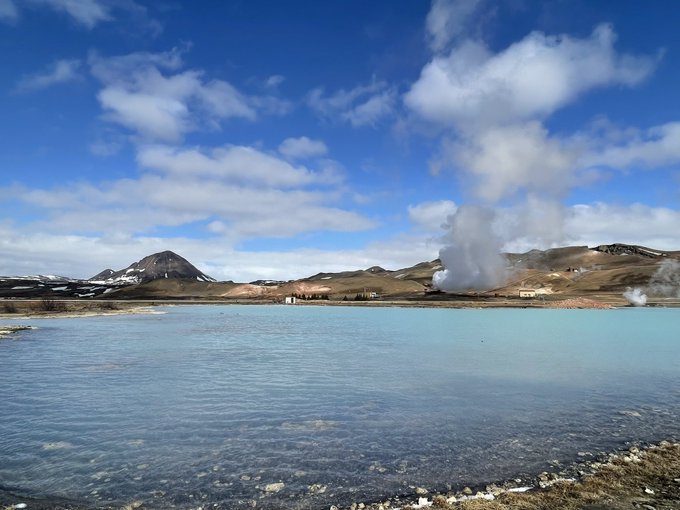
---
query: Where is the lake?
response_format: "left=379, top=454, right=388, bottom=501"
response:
left=1, top=305, right=679, bottom=509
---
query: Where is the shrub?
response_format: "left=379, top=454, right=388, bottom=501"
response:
left=36, top=296, right=68, bottom=312
left=2, top=301, right=18, bottom=313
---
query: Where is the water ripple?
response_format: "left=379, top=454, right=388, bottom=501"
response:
left=1, top=306, right=679, bottom=508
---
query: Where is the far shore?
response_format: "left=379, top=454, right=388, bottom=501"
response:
left=2, top=294, right=680, bottom=320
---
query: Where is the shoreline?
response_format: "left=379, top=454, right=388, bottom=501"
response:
left=2, top=297, right=680, bottom=320
left=1, top=440, right=678, bottom=509
left=0, top=304, right=163, bottom=321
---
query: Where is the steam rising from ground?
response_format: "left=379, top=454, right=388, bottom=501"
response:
left=432, top=205, right=507, bottom=291
left=432, top=200, right=567, bottom=291
left=648, top=259, right=680, bottom=297
left=622, top=259, right=680, bottom=305
left=623, top=287, right=647, bottom=306
left=416, top=16, right=660, bottom=293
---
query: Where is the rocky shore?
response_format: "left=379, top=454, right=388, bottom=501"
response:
left=345, top=441, right=680, bottom=510
left=1, top=441, right=679, bottom=510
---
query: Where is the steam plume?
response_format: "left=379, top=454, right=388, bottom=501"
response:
left=648, top=259, right=680, bottom=297
left=623, top=287, right=647, bottom=306
left=433, top=205, right=507, bottom=291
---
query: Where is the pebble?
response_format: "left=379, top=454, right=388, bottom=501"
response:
left=417, top=497, right=431, bottom=507
left=415, top=487, right=428, bottom=495
left=16, top=505, right=28, bottom=509
left=308, top=483, right=327, bottom=494
left=462, top=486, right=473, bottom=495
left=644, top=486, right=655, bottom=495
left=263, top=482, right=284, bottom=493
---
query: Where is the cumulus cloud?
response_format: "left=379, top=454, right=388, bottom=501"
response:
left=16, top=59, right=82, bottom=92
left=15, top=0, right=159, bottom=32
left=582, top=122, right=680, bottom=170
left=278, top=136, right=328, bottom=160
left=563, top=203, right=680, bottom=250
left=138, top=144, right=337, bottom=187
left=5, top=137, right=371, bottom=242
left=426, top=0, right=483, bottom=52
left=29, top=0, right=112, bottom=28
left=408, top=200, right=457, bottom=231
left=89, top=48, right=287, bottom=142
left=0, top=0, right=18, bottom=22
left=308, top=80, right=396, bottom=127
left=405, top=24, right=657, bottom=129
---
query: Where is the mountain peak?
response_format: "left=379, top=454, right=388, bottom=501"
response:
left=89, top=251, right=215, bottom=284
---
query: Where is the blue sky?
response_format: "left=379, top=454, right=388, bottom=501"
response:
left=1, top=0, right=680, bottom=281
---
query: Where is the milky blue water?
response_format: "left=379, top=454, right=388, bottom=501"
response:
left=1, top=305, right=679, bottom=509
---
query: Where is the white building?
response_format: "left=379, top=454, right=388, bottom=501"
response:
left=518, top=289, right=536, bottom=298
left=284, top=296, right=297, bottom=304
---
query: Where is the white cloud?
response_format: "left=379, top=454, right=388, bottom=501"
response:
left=426, top=0, right=483, bottom=52
left=138, top=144, right=335, bottom=187
left=19, top=0, right=159, bottom=32
left=405, top=24, right=657, bottom=129
left=342, top=88, right=397, bottom=127
left=408, top=200, right=458, bottom=231
left=278, top=136, right=328, bottom=159
left=18, top=175, right=374, bottom=239
left=89, top=49, right=286, bottom=142
left=0, top=0, right=18, bottom=22
left=265, top=74, right=285, bottom=89
left=308, top=80, right=396, bottom=127
left=6, top=138, right=371, bottom=242
left=563, top=203, right=680, bottom=250
left=16, top=59, right=82, bottom=92
left=28, top=0, right=112, bottom=28
left=583, top=122, right=680, bottom=170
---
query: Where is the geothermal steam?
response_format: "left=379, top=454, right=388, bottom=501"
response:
left=433, top=205, right=507, bottom=291
left=623, top=287, right=647, bottom=306
left=649, top=259, right=680, bottom=297
left=621, top=259, right=680, bottom=305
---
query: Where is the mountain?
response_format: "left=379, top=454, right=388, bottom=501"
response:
left=1, top=243, right=679, bottom=304
left=89, top=251, right=215, bottom=285
left=0, top=250, right=216, bottom=299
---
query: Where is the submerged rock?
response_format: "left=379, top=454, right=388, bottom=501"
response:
left=263, top=482, right=284, bottom=493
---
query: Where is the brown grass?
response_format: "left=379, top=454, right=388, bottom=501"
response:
left=398, top=442, right=680, bottom=510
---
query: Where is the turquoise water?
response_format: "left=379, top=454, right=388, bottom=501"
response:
left=1, top=305, right=679, bottom=509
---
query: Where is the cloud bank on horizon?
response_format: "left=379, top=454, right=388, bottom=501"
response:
left=1, top=0, right=679, bottom=282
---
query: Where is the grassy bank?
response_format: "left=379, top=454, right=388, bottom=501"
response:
left=375, top=441, right=680, bottom=510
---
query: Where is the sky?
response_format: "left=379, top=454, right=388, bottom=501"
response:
left=1, top=0, right=680, bottom=282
